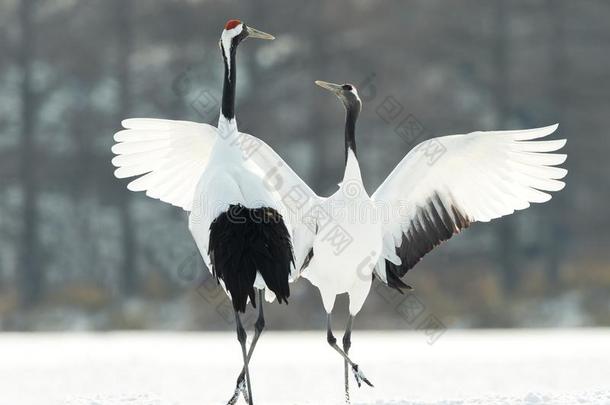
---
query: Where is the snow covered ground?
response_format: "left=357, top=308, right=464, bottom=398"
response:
left=0, top=329, right=609, bottom=405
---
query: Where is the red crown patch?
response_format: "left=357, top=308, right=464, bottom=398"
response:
left=225, top=19, right=241, bottom=30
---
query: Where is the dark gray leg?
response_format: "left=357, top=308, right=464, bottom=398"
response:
left=228, top=291, right=265, bottom=405
left=326, top=314, right=373, bottom=388
left=342, top=315, right=354, bottom=403
left=234, top=310, right=253, bottom=405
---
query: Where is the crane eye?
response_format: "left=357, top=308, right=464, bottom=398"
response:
left=342, top=84, right=353, bottom=91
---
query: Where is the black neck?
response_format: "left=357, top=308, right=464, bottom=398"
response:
left=344, top=103, right=359, bottom=163
left=221, top=44, right=237, bottom=120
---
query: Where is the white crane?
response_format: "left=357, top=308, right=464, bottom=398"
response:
left=111, top=20, right=318, bottom=405
left=298, top=80, right=568, bottom=403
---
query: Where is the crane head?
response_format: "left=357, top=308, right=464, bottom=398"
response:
left=315, top=81, right=362, bottom=113
left=220, top=20, right=274, bottom=53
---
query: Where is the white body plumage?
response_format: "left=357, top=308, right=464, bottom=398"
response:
left=302, top=150, right=383, bottom=315
left=188, top=116, right=286, bottom=301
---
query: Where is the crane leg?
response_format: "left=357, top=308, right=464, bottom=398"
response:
left=326, top=313, right=373, bottom=389
left=227, top=290, right=265, bottom=405
left=233, top=310, right=254, bottom=405
left=342, top=315, right=353, bottom=403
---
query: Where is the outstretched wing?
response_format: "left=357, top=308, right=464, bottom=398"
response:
left=112, top=118, right=321, bottom=274
left=372, top=124, right=567, bottom=291
left=111, top=118, right=216, bottom=211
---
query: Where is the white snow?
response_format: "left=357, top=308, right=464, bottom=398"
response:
left=0, top=329, right=609, bottom=405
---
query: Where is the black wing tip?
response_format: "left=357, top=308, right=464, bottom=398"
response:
left=384, top=263, right=414, bottom=293
left=389, top=197, right=471, bottom=281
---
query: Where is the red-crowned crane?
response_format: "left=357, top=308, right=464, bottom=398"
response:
left=301, top=80, right=567, bottom=403
left=111, top=20, right=318, bottom=405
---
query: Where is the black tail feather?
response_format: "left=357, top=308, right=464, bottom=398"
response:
left=208, top=204, right=294, bottom=313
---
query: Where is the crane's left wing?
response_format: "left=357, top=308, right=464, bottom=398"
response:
left=371, top=124, right=567, bottom=291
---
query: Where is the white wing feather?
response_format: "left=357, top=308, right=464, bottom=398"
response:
left=111, top=118, right=216, bottom=211
left=372, top=124, right=567, bottom=283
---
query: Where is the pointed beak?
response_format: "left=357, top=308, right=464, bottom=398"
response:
left=315, top=80, right=343, bottom=94
left=246, top=26, right=275, bottom=40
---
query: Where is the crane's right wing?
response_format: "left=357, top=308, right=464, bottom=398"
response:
left=112, top=118, right=217, bottom=211
left=239, top=132, right=323, bottom=277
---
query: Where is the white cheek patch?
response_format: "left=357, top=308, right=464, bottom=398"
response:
left=221, top=24, right=244, bottom=77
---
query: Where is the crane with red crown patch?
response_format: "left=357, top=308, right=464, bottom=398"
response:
left=112, top=20, right=306, bottom=405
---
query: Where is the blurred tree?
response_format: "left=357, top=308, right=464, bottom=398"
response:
left=114, top=0, right=138, bottom=297
left=492, top=0, right=521, bottom=294
left=544, top=0, right=566, bottom=288
left=17, top=0, right=43, bottom=307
